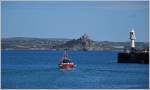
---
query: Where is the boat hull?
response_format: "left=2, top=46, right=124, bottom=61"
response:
left=59, top=63, right=76, bottom=70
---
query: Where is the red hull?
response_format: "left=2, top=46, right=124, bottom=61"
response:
left=59, top=63, right=76, bottom=70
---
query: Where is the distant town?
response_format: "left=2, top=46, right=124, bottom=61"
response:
left=1, top=34, right=149, bottom=51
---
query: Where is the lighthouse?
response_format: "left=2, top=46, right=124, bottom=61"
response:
left=117, top=28, right=149, bottom=64
left=129, top=28, right=136, bottom=48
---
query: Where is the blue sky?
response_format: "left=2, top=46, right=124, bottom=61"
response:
left=2, top=1, right=149, bottom=42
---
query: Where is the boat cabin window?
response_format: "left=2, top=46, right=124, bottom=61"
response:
left=63, top=59, right=71, bottom=63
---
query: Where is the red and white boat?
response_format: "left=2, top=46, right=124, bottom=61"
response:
left=58, top=50, right=76, bottom=70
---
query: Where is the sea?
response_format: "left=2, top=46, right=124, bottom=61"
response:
left=1, top=50, right=149, bottom=89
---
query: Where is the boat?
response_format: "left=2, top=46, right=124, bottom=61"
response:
left=58, top=49, right=76, bottom=70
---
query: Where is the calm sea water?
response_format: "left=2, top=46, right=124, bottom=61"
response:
left=1, top=50, right=149, bottom=89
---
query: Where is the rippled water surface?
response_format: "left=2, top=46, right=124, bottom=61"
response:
left=1, top=50, right=149, bottom=89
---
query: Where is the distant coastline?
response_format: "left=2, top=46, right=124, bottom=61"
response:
left=1, top=35, right=149, bottom=51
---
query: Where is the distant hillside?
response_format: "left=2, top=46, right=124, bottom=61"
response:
left=1, top=37, right=71, bottom=50
left=1, top=35, right=149, bottom=51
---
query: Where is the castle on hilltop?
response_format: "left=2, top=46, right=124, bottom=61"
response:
left=79, top=34, right=93, bottom=51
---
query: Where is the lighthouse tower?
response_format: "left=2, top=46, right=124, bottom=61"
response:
left=129, top=28, right=136, bottom=49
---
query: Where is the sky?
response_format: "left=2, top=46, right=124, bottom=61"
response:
left=1, top=1, right=149, bottom=42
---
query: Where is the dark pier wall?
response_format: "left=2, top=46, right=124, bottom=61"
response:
left=118, top=52, right=149, bottom=64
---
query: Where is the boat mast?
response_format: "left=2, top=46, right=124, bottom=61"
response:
left=64, top=49, right=68, bottom=59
